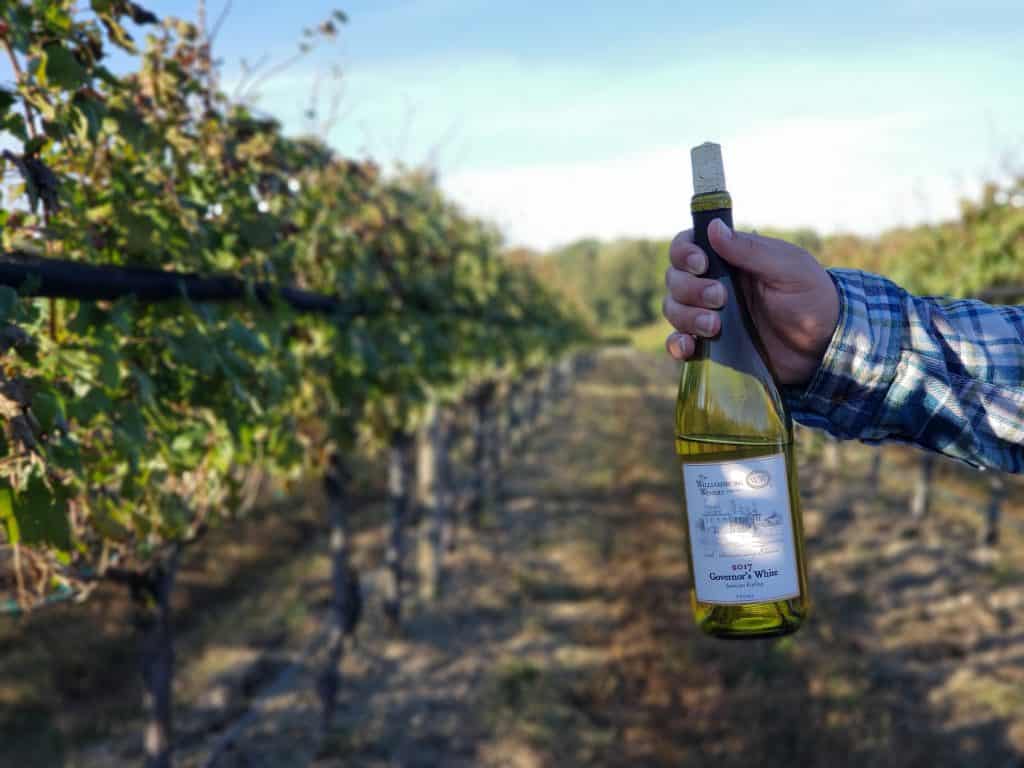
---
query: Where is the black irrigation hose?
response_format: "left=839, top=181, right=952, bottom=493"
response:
left=0, top=252, right=550, bottom=328
left=0, top=253, right=345, bottom=315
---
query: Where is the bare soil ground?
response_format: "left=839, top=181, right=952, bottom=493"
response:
left=4, top=348, right=1024, bottom=768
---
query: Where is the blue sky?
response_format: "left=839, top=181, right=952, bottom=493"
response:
left=35, top=2, right=1024, bottom=247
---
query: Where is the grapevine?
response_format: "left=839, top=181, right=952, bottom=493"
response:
left=0, top=5, right=586, bottom=763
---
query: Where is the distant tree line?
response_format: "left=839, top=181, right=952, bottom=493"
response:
left=527, top=175, right=1024, bottom=333
left=523, top=238, right=669, bottom=331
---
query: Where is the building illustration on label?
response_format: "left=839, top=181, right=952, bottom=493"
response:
left=682, top=454, right=800, bottom=605
left=695, top=496, right=785, bottom=557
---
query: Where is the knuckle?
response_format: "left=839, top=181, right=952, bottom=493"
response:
left=669, top=230, right=696, bottom=263
left=663, top=298, right=683, bottom=327
left=669, top=271, right=693, bottom=301
left=672, top=246, right=696, bottom=271
left=664, top=300, right=694, bottom=332
left=670, top=229, right=693, bottom=249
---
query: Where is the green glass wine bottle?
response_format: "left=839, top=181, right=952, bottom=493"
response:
left=675, top=142, right=810, bottom=639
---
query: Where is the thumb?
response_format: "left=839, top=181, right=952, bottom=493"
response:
left=707, top=218, right=802, bottom=280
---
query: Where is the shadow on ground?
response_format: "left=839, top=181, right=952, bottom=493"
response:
left=5, top=349, right=1024, bottom=767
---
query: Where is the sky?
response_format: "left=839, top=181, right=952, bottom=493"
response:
left=33, top=2, right=1024, bottom=248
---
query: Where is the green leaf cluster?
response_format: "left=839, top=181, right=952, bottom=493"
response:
left=0, top=2, right=586, bottom=586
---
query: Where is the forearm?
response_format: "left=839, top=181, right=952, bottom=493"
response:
left=785, top=269, right=1024, bottom=472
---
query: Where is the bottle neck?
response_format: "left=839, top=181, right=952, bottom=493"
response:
left=688, top=198, right=779, bottom=390
left=691, top=197, right=733, bottom=280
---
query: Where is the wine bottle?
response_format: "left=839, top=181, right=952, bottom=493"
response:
left=675, top=142, right=810, bottom=638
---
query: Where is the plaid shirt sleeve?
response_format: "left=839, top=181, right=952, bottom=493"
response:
left=784, top=268, right=1024, bottom=473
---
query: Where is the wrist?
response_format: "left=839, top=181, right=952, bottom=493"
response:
left=774, top=269, right=842, bottom=388
left=804, top=270, right=841, bottom=377
left=783, top=269, right=904, bottom=437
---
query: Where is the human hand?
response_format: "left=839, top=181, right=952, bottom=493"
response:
left=663, top=219, right=840, bottom=387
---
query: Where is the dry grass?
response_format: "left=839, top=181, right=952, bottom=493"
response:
left=4, top=349, right=1024, bottom=767
left=626, top=320, right=673, bottom=355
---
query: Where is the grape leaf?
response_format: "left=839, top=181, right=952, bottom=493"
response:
left=31, top=389, right=64, bottom=432
left=15, top=475, right=71, bottom=551
left=42, top=44, right=87, bottom=91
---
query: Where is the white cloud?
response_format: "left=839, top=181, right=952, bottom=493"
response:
left=443, top=113, right=993, bottom=251
left=236, top=49, right=1018, bottom=253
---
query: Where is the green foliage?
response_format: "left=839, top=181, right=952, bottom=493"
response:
left=766, top=186, right=1024, bottom=299
left=12, top=473, right=71, bottom=550
left=0, top=1, right=584, bottom=598
left=538, top=178, right=1024, bottom=340
left=538, top=237, right=670, bottom=331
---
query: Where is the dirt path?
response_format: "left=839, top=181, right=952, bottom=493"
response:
left=168, top=349, right=1024, bottom=768
left=188, top=348, right=684, bottom=767
left=12, top=348, right=1024, bottom=767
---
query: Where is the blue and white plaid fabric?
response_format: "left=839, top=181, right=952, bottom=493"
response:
left=785, top=268, right=1024, bottom=473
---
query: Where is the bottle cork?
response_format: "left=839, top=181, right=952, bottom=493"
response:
left=691, top=142, right=726, bottom=195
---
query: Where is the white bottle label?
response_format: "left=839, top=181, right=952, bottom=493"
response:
left=682, top=453, right=800, bottom=605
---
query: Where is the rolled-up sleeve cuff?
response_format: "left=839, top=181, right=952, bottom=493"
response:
left=783, top=269, right=905, bottom=439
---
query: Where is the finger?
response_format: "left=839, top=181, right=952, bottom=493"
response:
left=668, top=229, right=707, bottom=274
left=707, top=218, right=804, bottom=280
left=665, top=332, right=695, bottom=361
left=662, top=295, right=720, bottom=337
left=665, top=268, right=726, bottom=308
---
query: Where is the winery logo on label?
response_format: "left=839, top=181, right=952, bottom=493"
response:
left=694, top=475, right=744, bottom=496
left=745, top=470, right=770, bottom=489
